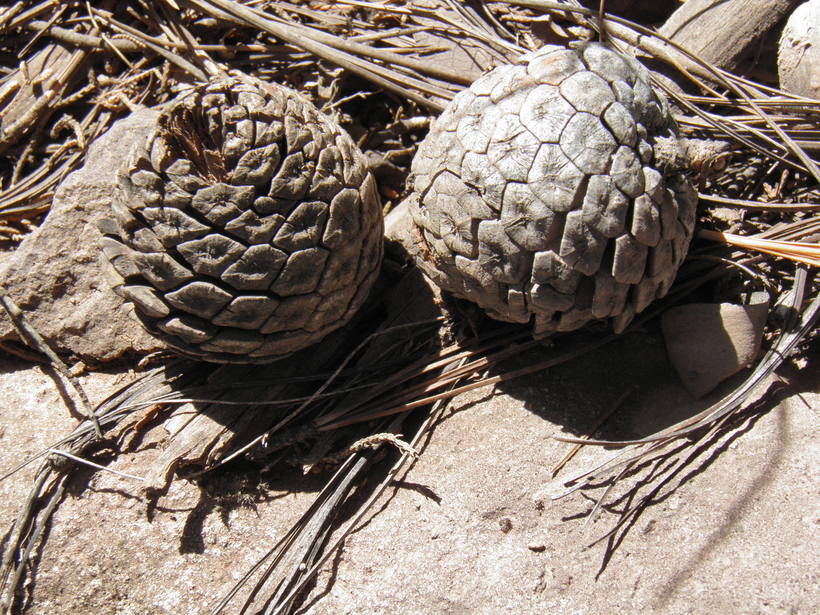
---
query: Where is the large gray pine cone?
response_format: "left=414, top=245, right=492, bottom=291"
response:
left=100, top=77, right=383, bottom=363
left=406, top=43, right=697, bottom=336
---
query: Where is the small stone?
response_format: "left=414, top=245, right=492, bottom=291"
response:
left=661, top=295, right=770, bottom=398
left=778, top=0, right=820, bottom=98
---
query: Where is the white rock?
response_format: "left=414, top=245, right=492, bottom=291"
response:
left=778, top=0, right=820, bottom=98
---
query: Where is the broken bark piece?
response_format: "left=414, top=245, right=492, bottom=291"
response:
left=409, top=0, right=497, bottom=85
left=661, top=295, right=769, bottom=398
left=0, top=43, right=86, bottom=155
left=659, top=0, right=799, bottom=71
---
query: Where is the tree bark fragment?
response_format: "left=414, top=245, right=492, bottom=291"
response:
left=659, top=0, right=800, bottom=71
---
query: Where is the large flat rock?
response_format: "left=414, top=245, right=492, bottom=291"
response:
left=0, top=329, right=816, bottom=614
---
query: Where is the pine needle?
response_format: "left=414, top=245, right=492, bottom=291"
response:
left=698, top=228, right=820, bottom=267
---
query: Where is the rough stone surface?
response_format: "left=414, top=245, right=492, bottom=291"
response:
left=778, top=0, right=820, bottom=99
left=305, top=375, right=819, bottom=615
left=662, top=298, right=769, bottom=398
left=406, top=43, right=696, bottom=339
left=0, top=110, right=166, bottom=363
left=0, top=356, right=320, bottom=615
left=0, top=330, right=816, bottom=615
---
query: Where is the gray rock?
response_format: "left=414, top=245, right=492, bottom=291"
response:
left=0, top=109, right=166, bottom=362
left=661, top=296, right=769, bottom=398
left=0, top=330, right=816, bottom=614
left=778, top=0, right=820, bottom=99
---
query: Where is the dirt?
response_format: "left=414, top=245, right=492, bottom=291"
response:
left=0, top=328, right=817, bottom=614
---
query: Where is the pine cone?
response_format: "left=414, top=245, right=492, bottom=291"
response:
left=100, top=77, right=383, bottom=363
left=406, top=43, right=697, bottom=336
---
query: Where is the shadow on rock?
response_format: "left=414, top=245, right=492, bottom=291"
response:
left=490, top=323, right=707, bottom=442
left=100, top=258, right=447, bottom=556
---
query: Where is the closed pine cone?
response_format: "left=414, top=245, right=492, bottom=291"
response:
left=100, top=76, right=383, bottom=363
left=406, top=43, right=697, bottom=336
